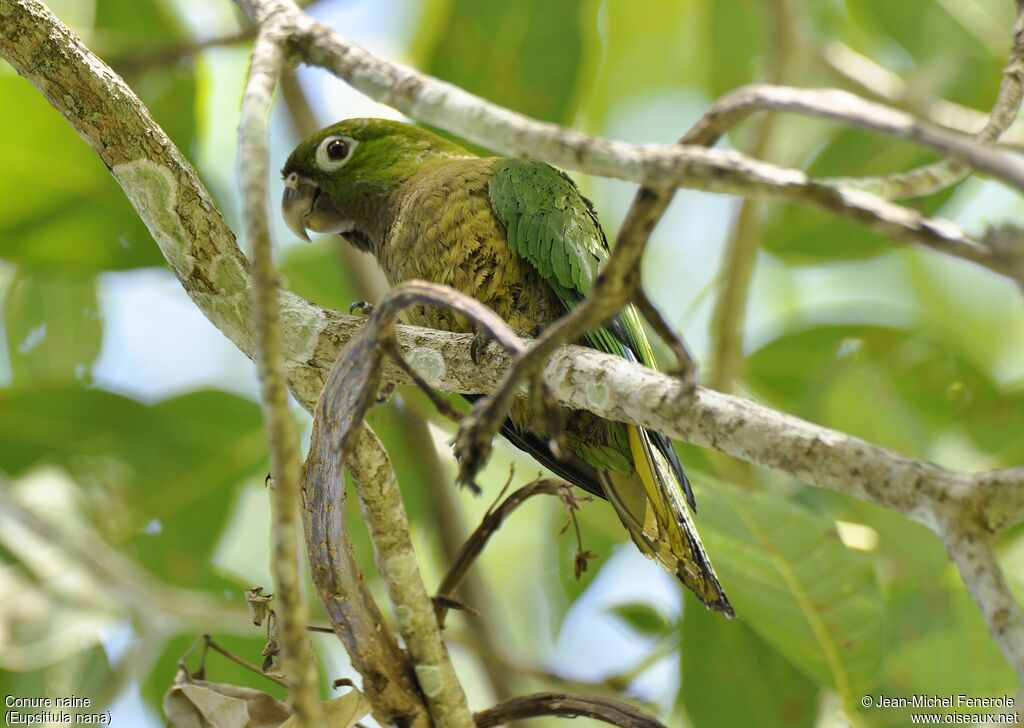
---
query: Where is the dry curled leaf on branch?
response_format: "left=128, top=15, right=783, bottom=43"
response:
left=163, top=670, right=370, bottom=728
left=163, top=670, right=291, bottom=728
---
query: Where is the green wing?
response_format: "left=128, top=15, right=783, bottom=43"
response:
left=488, top=159, right=732, bottom=615
left=489, top=160, right=648, bottom=361
left=487, top=158, right=686, bottom=486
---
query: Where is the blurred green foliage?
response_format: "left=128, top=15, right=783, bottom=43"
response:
left=1, top=0, right=1022, bottom=726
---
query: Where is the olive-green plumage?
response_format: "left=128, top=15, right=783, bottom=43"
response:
left=282, top=119, right=731, bottom=615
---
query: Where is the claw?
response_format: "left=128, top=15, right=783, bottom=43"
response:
left=470, top=330, right=493, bottom=365
left=349, top=300, right=375, bottom=316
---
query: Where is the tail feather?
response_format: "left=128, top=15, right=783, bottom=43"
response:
left=601, top=425, right=733, bottom=617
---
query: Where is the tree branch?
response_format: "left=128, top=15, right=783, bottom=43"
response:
left=348, top=426, right=475, bottom=728
left=233, top=0, right=1019, bottom=285
left=434, top=479, right=574, bottom=627
left=239, top=21, right=322, bottom=725
left=5, top=0, right=1024, bottom=696
left=823, top=5, right=1024, bottom=199
left=303, top=396, right=431, bottom=726
left=818, top=38, right=1024, bottom=153
left=473, top=692, right=667, bottom=728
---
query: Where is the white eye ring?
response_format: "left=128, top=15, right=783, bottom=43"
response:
left=315, top=135, right=357, bottom=171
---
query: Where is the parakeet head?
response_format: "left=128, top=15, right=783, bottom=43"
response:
left=281, top=118, right=470, bottom=250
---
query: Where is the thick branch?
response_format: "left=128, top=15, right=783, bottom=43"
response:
left=303, top=404, right=431, bottom=726
left=348, top=426, right=475, bottom=728
left=239, top=23, right=321, bottom=724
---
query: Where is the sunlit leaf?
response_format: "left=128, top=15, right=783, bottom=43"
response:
left=696, top=482, right=885, bottom=703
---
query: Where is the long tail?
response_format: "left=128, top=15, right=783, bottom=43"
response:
left=601, top=425, right=733, bottom=616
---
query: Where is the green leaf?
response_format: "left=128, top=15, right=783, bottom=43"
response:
left=608, top=601, right=671, bottom=638
left=416, top=0, right=591, bottom=126
left=4, top=269, right=101, bottom=385
left=279, top=243, right=358, bottom=313
left=762, top=131, right=955, bottom=264
left=695, top=482, right=885, bottom=704
left=747, top=324, right=1023, bottom=462
left=0, top=77, right=164, bottom=271
left=707, top=0, right=762, bottom=98
left=844, top=0, right=1006, bottom=109
left=0, top=387, right=265, bottom=588
left=679, top=592, right=818, bottom=728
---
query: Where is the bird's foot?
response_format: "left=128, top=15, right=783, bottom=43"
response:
left=470, top=329, right=494, bottom=365
left=349, top=300, right=375, bottom=316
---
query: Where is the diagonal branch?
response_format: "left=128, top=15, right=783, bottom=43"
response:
left=825, top=6, right=1024, bottom=199
left=434, top=479, right=574, bottom=627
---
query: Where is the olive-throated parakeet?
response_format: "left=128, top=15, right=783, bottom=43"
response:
left=281, top=119, right=731, bottom=616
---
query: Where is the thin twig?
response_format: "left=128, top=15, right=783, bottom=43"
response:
left=633, top=287, right=698, bottom=380
left=348, top=425, right=475, bottom=728
left=474, top=692, right=668, bottom=728
left=202, top=635, right=291, bottom=688
left=434, top=479, right=572, bottom=627
left=112, top=30, right=256, bottom=73
left=239, top=22, right=322, bottom=724
left=824, top=6, right=1024, bottom=199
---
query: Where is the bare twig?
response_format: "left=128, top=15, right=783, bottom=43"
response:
left=632, top=287, right=698, bottom=379
left=823, top=6, right=1024, bottom=199
left=200, top=635, right=291, bottom=689
left=434, top=479, right=573, bottom=627
left=239, top=21, right=322, bottom=725
left=474, top=692, right=668, bottom=728
left=819, top=39, right=1024, bottom=152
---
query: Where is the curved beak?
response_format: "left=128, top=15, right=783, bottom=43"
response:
left=281, top=172, right=356, bottom=242
left=281, top=173, right=317, bottom=242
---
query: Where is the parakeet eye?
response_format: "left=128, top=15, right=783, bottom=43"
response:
left=315, top=135, right=357, bottom=171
